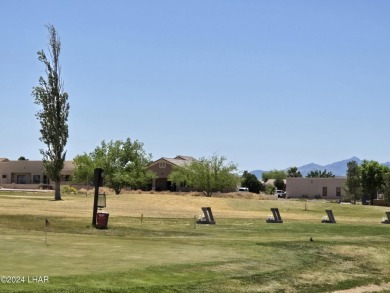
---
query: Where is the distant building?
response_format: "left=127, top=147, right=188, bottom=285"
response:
left=0, top=158, right=74, bottom=189
left=147, top=155, right=195, bottom=191
left=286, top=177, right=346, bottom=199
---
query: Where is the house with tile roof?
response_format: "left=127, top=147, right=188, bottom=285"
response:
left=147, top=155, right=196, bottom=191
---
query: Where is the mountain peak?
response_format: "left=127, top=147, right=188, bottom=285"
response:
left=347, top=156, right=361, bottom=162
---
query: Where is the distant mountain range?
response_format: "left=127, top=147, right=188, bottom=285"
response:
left=250, top=156, right=390, bottom=179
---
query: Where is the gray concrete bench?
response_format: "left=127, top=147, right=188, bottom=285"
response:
left=196, top=207, right=216, bottom=224
left=322, top=209, right=336, bottom=223
left=266, top=208, right=283, bottom=223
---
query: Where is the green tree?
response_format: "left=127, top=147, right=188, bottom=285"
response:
left=273, top=178, right=285, bottom=190
left=382, top=171, right=390, bottom=202
left=360, top=160, right=385, bottom=205
left=287, top=166, right=302, bottom=178
left=306, top=169, right=335, bottom=178
left=264, top=184, right=276, bottom=195
left=71, top=154, right=95, bottom=186
left=169, top=155, right=239, bottom=197
left=344, top=160, right=362, bottom=204
left=241, top=171, right=262, bottom=194
left=72, top=138, right=155, bottom=195
left=32, top=25, right=69, bottom=201
left=262, top=170, right=286, bottom=182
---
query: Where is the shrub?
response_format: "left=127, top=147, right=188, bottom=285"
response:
left=241, top=171, right=263, bottom=194
left=264, top=184, right=276, bottom=195
left=61, top=185, right=78, bottom=194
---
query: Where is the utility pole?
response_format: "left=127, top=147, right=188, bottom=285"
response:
left=92, top=168, right=104, bottom=227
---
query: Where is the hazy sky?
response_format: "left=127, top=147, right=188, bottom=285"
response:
left=1, top=1, right=389, bottom=171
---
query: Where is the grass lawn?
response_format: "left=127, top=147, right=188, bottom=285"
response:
left=0, top=191, right=389, bottom=292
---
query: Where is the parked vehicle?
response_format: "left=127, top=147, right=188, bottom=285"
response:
left=238, top=187, right=249, bottom=192
left=275, top=190, right=286, bottom=198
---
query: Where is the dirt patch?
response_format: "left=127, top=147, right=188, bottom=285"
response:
left=331, top=282, right=390, bottom=293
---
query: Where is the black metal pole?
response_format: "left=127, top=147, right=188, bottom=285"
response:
left=92, top=168, right=103, bottom=227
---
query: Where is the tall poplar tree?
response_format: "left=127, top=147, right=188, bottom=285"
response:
left=344, top=160, right=362, bottom=204
left=32, top=25, right=69, bottom=200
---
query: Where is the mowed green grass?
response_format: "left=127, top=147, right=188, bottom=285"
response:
left=0, top=191, right=389, bottom=292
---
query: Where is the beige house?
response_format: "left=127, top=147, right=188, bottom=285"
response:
left=147, top=155, right=195, bottom=191
left=286, top=177, right=346, bottom=199
left=0, top=159, right=74, bottom=189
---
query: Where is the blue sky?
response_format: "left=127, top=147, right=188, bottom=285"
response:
left=1, top=1, right=390, bottom=171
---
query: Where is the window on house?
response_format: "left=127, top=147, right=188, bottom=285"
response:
left=336, top=187, right=341, bottom=197
left=159, top=162, right=166, bottom=168
left=2, top=175, right=6, bottom=179
left=33, top=175, right=40, bottom=184
left=322, top=187, right=327, bottom=197
left=43, top=175, right=49, bottom=184
left=61, top=175, right=71, bottom=181
left=17, top=175, right=26, bottom=184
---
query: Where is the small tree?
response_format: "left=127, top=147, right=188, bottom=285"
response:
left=273, top=178, right=285, bottom=190
left=32, top=25, right=69, bottom=200
left=71, top=154, right=95, bottom=186
left=241, top=171, right=262, bottom=193
left=382, top=171, right=390, bottom=202
left=72, top=138, right=155, bottom=194
left=169, top=155, right=239, bottom=197
left=360, top=160, right=385, bottom=205
left=344, top=160, right=362, bottom=204
left=264, top=184, right=276, bottom=195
